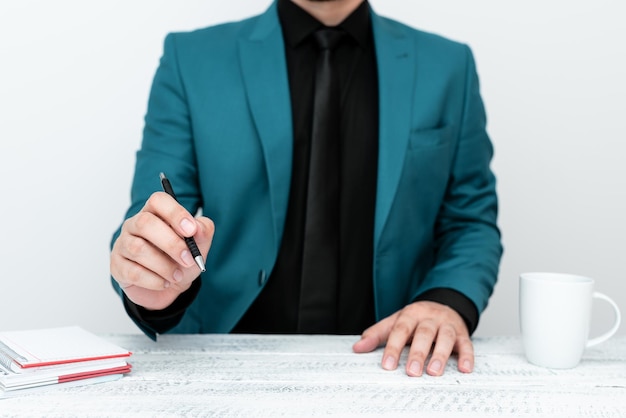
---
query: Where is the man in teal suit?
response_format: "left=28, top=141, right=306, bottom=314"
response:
left=111, top=0, right=502, bottom=377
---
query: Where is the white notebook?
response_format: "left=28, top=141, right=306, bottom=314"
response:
left=0, top=326, right=131, bottom=372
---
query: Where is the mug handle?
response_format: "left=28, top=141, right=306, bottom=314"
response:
left=586, top=292, right=622, bottom=348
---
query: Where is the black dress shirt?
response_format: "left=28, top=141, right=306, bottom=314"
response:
left=233, top=0, right=378, bottom=334
left=124, top=0, right=479, bottom=336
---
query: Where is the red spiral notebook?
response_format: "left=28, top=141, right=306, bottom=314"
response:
left=0, top=326, right=132, bottom=397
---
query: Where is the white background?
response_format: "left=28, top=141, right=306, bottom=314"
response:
left=0, top=1, right=624, bottom=338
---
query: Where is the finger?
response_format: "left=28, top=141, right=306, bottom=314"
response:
left=127, top=210, right=198, bottom=269
left=381, top=310, right=418, bottom=371
left=425, top=323, right=457, bottom=376
left=112, top=230, right=185, bottom=286
left=140, top=195, right=215, bottom=271
left=352, top=334, right=380, bottom=353
left=455, top=334, right=474, bottom=373
left=110, top=246, right=172, bottom=291
left=144, top=192, right=199, bottom=238
left=406, top=319, right=438, bottom=377
left=352, top=316, right=396, bottom=353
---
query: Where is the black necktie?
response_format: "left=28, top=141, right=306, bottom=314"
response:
left=298, top=29, right=345, bottom=333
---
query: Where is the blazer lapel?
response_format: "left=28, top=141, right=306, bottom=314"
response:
left=238, top=2, right=293, bottom=253
left=237, top=5, right=415, bottom=255
left=371, top=11, right=415, bottom=250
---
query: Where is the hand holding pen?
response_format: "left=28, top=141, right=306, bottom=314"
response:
left=110, top=173, right=214, bottom=311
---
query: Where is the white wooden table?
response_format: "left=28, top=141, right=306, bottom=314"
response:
left=1, top=334, right=625, bottom=417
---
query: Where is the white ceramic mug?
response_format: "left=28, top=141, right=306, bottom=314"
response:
left=519, top=272, right=621, bottom=369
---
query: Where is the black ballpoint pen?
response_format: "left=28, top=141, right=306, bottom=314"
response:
left=159, top=172, right=206, bottom=272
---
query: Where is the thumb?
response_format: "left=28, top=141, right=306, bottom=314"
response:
left=352, top=314, right=396, bottom=353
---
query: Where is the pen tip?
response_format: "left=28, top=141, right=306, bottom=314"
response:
left=195, top=256, right=206, bottom=273
left=159, top=172, right=166, bottom=181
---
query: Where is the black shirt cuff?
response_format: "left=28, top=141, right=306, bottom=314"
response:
left=123, top=278, right=202, bottom=340
left=413, top=288, right=479, bottom=335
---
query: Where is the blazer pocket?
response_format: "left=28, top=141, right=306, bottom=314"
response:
left=408, top=125, right=453, bottom=149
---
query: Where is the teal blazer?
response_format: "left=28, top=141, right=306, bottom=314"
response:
left=112, top=2, right=502, bottom=335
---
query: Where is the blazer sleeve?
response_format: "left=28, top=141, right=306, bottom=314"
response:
left=110, top=33, right=203, bottom=338
left=414, top=45, right=503, bottom=315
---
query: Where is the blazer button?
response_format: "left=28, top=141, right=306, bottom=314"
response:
left=258, top=270, right=267, bottom=287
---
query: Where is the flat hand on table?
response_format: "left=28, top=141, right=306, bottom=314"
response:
left=352, top=301, right=473, bottom=376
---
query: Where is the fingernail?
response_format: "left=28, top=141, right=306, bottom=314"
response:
left=383, top=356, right=396, bottom=370
left=181, top=250, right=194, bottom=267
left=462, top=360, right=472, bottom=372
left=409, top=361, right=422, bottom=376
left=180, top=218, right=195, bottom=236
left=173, top=269, right=183, bottom=282
left=429, top=360, right=442, bottom=374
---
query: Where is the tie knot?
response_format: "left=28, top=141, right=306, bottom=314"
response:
left=313, top=28, right=346, bottom=51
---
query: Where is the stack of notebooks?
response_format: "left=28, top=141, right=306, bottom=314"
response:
left=0, top=326, right=132, bottom=398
